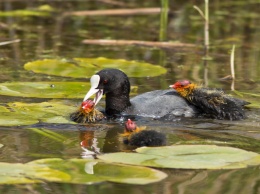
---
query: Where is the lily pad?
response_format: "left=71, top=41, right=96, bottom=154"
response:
left=0, top=158, right=167, bottom=185
left=24, top=57, right=167, bottom=78
left=0, top=10, right=51, bottom=17
left=0, top=82, right=89, bottom=99
left=0, top=161, right=70, bottom=184
left=0, top=101, right=76, bottom=126
left=0, top=82, right=137, bottom=99
left=0, top=114, right=38, bottom=126
left=98, top=145, right=260, bottom=169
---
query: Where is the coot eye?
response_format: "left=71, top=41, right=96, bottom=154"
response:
left=103, top=80, right=108, bottom=84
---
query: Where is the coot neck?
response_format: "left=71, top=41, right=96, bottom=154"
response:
left=105, top=79, right=131, bottom=115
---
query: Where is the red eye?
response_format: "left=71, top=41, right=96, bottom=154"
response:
left=103, top=80, right=108, bottom=84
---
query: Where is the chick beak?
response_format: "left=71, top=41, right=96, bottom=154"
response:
left=169, top=84, right=176, bottom=89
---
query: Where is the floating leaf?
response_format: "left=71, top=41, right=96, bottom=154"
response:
left=0, top=158, right=167, bottom=185
left=98, top=145, right=260, bottom=169
left=0, top=113, right=38, bottom=126
left=24, top=58, right=167, bottom=78
left=0, top=82, right=89, bottom=99
left=0, top=106, right=10, bottom=112
left=8, top=101, right=75, bottom=119
left=0, top=10, right=51, bottom=17
left=0, top=101, right=75, bottom=126
left=0, top=82, right=137, bottom=99
left=0, top=144, right=3, bottom=149
left=0, top=161, right=70, bottom=184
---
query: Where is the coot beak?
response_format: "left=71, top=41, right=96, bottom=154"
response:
left=83, top=75, right=103, bottom=106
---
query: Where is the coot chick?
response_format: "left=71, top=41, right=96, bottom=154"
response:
left=122, top=119, right=166, bottom=147
left=83, top=68, right=200, bottom=118
left=70, top=100, right=105, bottom=123
left=170, top=80, right=250, bottom=120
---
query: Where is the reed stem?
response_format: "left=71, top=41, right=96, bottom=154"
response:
left=194, top=0, right=210, bottom=86
left=230, top=45, right=236, bottom=91
left=159, top=0, right=168, bottom=41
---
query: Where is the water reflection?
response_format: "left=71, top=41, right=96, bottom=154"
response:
left=80, top=130, right=100, bottom=159
left=84, top=161, right=98, bottom=175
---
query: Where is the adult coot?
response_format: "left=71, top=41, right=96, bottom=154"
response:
left=170, top=80, right=250, bottom=120
left=83, top=69, right=199, bottom=118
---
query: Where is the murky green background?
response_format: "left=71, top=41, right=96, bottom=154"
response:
left=0, top=0, right=260, bottom=193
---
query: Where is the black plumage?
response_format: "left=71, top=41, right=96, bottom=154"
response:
left=122, top=119, right=167, bottom=147
left=171, top=80, right=250, bottom=120
left=126, top=130, right=167, bottom=147
left=188, top=87, right=249, bottom=120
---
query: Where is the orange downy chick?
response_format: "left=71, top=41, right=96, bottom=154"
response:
left=170, top=80, right=249, bottom=120
left=121, top=119, right=145, bottom=138
left=70, top=100, right=105, bottom=123
left=121, top=119, right=166, bottom=147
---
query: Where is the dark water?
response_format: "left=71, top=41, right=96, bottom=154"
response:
left=0, top=0, right=260, bottom=193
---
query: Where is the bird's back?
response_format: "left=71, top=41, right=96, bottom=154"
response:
left=123, top=89, right=200, bottom=118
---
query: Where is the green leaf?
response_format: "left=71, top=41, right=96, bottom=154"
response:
left=98, top=145, right=260, bottom=169
left=0, top=10, right=51, bottom=17
left=0, top=113, right=38, bottom=126
left=0, top=82, right=137, bottom=99
left=0, top=162, right=70, bottom=184
left=0, top=101, right=75, bottom=126
left=0, top=82, right=89, bottom=99
left=24, top=58, right=167, bottom=78
left=0, top=158, right=167, bottom=185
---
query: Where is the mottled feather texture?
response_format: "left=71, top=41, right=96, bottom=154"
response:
left=172, top=81, right=250, bottom=120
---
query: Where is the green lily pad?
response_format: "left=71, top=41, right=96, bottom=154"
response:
left=24, top=57, right=167, bottom=78
left=0, top=158, right=167, bottom=185
left=0, top=82, right=89, bottom=99
left=0, top=5, right=54, bottom=18
left=0, top=101, right=76, bottom=126
left=98, top=145, right=260, bottom=169
left=0, top=161, right=70, bottom=184
left=0, top=113, right=38, bottom=126
left=0, top=106, right=10, bottom=112
left=0, top=10, right=51, bottom=17
left=0, top=82, right=137, bottom=99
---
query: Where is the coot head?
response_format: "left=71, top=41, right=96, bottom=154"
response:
left=125, top=118, right=137, bottom=132
left=169, top=80, right=195, bottom=98
left=169, top=80, right=191, bottom=90
left=81, top=100, right=95, bottom=113
left=83, top=68, right=131, bottom=116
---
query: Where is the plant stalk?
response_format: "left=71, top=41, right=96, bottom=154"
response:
left=159, top=0, right=168, bottom=41
left=230, top=45, right=236, bottom=91
left=204, top=0, right=209, bottom=86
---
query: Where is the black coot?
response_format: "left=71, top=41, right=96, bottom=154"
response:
left=83, top=68, right=199, bottom=118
